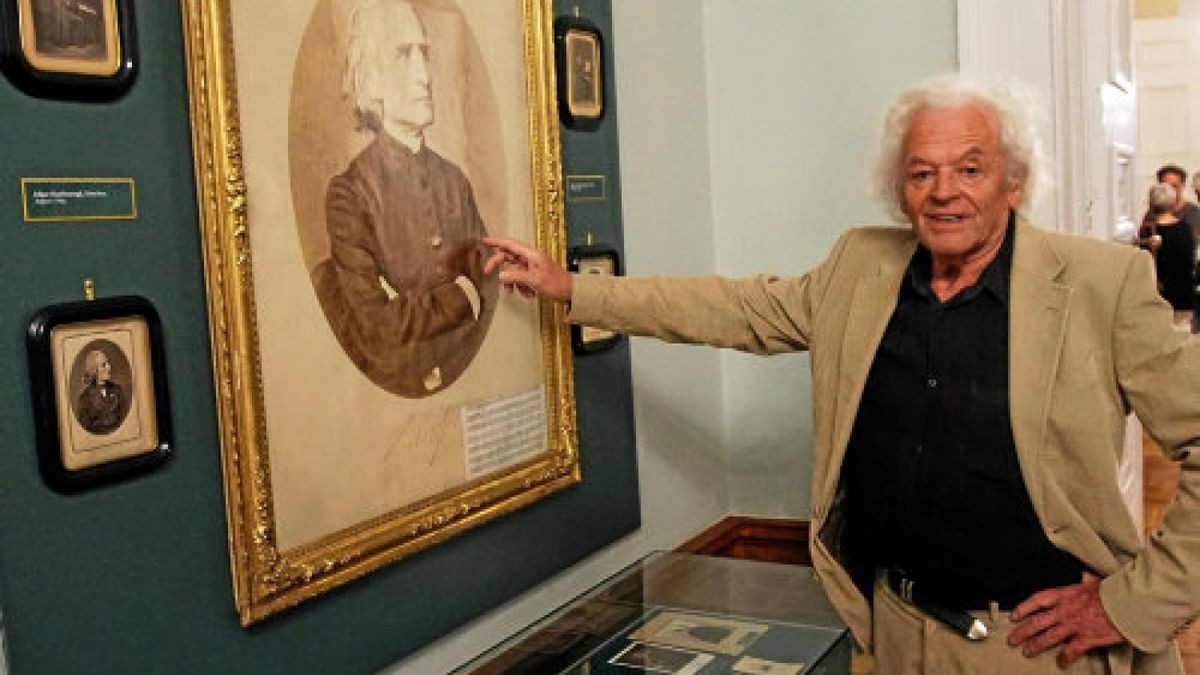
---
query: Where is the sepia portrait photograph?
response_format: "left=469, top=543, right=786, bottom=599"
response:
left=184, top=0, right=575, bottom=623
left=565, top=28, right=601, bottom=117
left=26, top=296, right=171, bottom=494
left=629, top=611, right=769, bottom=657
left=16, top=0, right=122, bottom=77
left=50, top=316, right=157, bottom=471
left=608, top=642, right=714, bottom=675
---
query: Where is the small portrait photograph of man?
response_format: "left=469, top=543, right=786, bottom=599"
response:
left=50, top=316, right=158, bottom=472
left=608, top=642, right=714, bottom=675
left=29, top=0, right=108, bottom=58
left=565, top=29, right=601, bottom=116
left=19, top=0, right=121, bottom=76
left=69, top=339, right=131, bottom=435
left=237, top=0, right=549, bottom=551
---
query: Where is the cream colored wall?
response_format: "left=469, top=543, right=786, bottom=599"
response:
left=703, top=0, right=958, bottom=517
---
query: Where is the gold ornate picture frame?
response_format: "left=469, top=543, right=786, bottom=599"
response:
left=180, top=0, right=576, bottom=625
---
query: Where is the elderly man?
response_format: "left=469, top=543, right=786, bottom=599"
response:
left=485, top=75, right=1200, bottom=674
left=75, top=348, right=127, bottom=435
left=1142, top=165, right=1200, bottom=239
left=311, top=0, right=497, bottom=398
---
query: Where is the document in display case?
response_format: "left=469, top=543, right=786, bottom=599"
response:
left=456, top=552, right=851, bottom=675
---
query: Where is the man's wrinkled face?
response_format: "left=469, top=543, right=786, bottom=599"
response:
left=901, top=103, right=1022, bottom=261
left=378, top=3, right=433, bottom=132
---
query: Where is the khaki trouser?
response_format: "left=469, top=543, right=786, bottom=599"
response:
left=871, top=578, right=1110, bottom=675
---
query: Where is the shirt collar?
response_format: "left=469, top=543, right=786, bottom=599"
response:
left=379, top=127, right=426, bottom=156
left=906, top=209, right=1015, bottom=306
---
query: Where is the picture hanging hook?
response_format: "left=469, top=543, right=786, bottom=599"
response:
left=84, top=278, right=95, bottom=302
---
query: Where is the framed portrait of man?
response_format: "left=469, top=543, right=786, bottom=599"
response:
left=181, top=0, right=576, bottom=625
left=0, top=0, right=138, bottom=99
left=26, top=295, right=172, bottom=493
left=553, top=15, right=604, bottom=130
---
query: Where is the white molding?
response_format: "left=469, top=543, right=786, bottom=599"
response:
left=956, top=0, right=1062, bottom=229
left=956, top=0, right=986, bottom=72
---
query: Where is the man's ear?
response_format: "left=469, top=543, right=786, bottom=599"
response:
left=1006, top=178, right=1025, bottom=209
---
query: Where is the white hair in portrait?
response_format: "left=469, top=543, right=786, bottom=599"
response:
left=870, top=73, right=1050, bottom=222
left=342, top=0, right=424, bottom=132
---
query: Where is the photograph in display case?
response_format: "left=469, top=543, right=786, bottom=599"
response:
left=182, top=0, right=577, bottom=625
left=628, top=610, right=769, bottom=656
left=0, top=0, right=137, bottom=99
left=26, top=295, right=171, bottom=492
left=608, top=642, right=714, bottom=675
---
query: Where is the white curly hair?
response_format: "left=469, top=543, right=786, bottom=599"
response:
left=870, top=73, right=1050, bottom=222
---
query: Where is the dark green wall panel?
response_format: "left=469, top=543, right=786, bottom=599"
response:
left=0, top=1, right=635, bottom=673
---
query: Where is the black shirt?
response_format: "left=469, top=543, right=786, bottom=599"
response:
left=1139, top=220, right=1197, bottom=311
left=841, top=213, right=1083, bottom=609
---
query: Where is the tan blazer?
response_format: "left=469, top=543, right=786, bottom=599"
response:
left=569, top=219, right=1200, bottom=674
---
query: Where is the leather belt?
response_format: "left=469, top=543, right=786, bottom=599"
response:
left=884, top=569, right=990, bottom=641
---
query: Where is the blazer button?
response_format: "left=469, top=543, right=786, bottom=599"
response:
left=431, top=235, right=442, bottom=248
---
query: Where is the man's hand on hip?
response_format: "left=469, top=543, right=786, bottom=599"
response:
left=482, top=237, right=572, bottom=303
left=1008, top=572, right=1125, bottom=668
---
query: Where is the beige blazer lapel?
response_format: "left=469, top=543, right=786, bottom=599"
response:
left=821, top=238, right=916, bottom=506
left=1008, top=220, right=1072, bottom=519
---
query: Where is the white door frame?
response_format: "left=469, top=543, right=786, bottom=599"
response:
left=957, top=0, right=1144, bottom=535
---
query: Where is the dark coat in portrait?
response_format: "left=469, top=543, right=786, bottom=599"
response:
left=313, top=132, right=499, bottom=397
left=75, top=380, right=128, bottom=435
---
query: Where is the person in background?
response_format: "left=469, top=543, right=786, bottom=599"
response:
left=484, top=75, right=1200, bottom=674
left=1140, top=182, right=1196, bottom=331
left=1141, top=165, right=1200, bottom=239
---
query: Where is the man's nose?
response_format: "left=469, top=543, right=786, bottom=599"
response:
left=931, top=167, right=959, bottom=201
left=410, top=48, right=430, bottom=86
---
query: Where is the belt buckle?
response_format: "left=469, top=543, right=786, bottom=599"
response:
left=888, top=570, right=989, bottom=642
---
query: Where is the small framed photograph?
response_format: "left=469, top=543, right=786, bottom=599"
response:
left=0, top=0, right=138, bottom=100
left=609, top=642, right=714, bottom=675
left=554, top=16, right=604, bottom=131
left=628, top=610, right=768, bottom=656
left=27, top=296, right=171, bottom=492
left=568, top=244, right=622, bottom=354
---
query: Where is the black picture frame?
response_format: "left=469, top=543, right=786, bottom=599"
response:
left=568, top=244, right=622, bottom=354
left=0, top=0, right=138, bottom=101
left=27, top=295, right=171, bottom=493
left=553, top=15, right=604, bottom=131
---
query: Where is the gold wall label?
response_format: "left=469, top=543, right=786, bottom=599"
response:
left=21, top=178, right=137, bottom=222
left=566, top=174, right=606, bottom=202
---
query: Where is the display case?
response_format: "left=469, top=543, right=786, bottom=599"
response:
left=456, top=552, right=851, bottom=674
